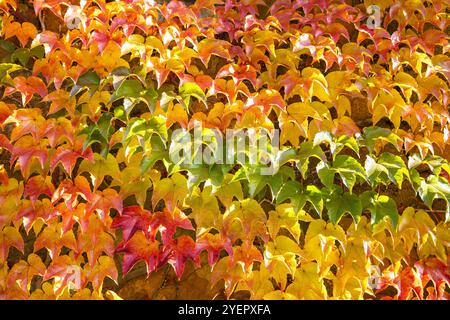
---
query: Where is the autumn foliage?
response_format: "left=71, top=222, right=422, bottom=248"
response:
left=0, top=0, right=449, bottom=300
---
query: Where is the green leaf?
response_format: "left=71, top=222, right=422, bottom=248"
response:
left=325, top=189, right=362, bottom=224
left=378, top=153, right=409, bottom=187
left=75, top=70, right=100, bottom=94
left=80, top=113, right=113, bottom=157
left=140, top=135, right=169, bottom=174
left=334, top=135, right=359, bottom=156
left=0, top=63, right=22, bottom=84
left=78, top=70, right=100, bottom=87
left=418, top=175, right=450, bottom=222
left=365, top=155, right=389, bottom=186
left=179, top=82, right=206, bottom=107
left=29, top=45, right=45, bottom=59
left=332, top=155, right=366, bottom=192
left=316, top=161, right=335, bottom=189
left=297, top=141, right=326, bottom=178
left=363, top=126, right=400, bottom=153
left=124, top=116, right=167, bottom=143
left=313, top=132, right=358, bottom=159
left=235, top=163, right=294, bottom=198
left=0, top=39, right=17, bottom=55
left=277, top=181, right=323, bottom=215
left=361, top=191, right=399, bottom=227
left=11, top=48, right=31, bottom=66
left=112, top=79, right=144, bottom=101
left=317, top=155, right=366, bottom=192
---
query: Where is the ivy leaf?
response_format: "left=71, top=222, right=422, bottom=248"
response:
left=186, top=186, right=221, bottom=235
left=418, top=175, right=450, bottom=222
left=317, top=155, right=365, bottom=192
left=111, top=79, right=144, bottom=101
left=325, top=189, right=362, bottom=224
left=196, top=233, right=233, bottom=268
left=223, top=199, right=268, bottom=243
left=0, top=226, right=24, bottom=263
left=112, top=206, right=153, bottom=242
left=296, top=141, right=326, bottom=178
left=212, top=173, right=244, bottom=208
left=314, top=132, right=358, bottom=159
left=78, top=153, right=121, bottom=190
left=362, top=126, right=401, bottom=153
left=265, top=235, right=302, bottom=275
left=198, top=38, right=231, bottom=66
left=75, top=70, right=100, bottom=93
left=277, top=181, right=323, bottom=215
left=152, top=173, right=188, bottom=211
left=179, top=82, right=206, bottom=108
left=365, top=155, right=390, bottom=186
left=140, top=135, right=169, bottom=174
left=378, top=153, right=410, bottom=187
left=166, top=235, right=199, bottom=279
left=116, top=230, right=160, bottom=275
left=234, top=164, right=295, bottom=198
left=80, top=112, right=114, bottom=158
left=361, top=191, right=399, bottom=227
left=267, top=204, right=304, bottom=241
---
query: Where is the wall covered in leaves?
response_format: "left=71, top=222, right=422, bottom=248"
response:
left=0, top=0, right=449, bottom=299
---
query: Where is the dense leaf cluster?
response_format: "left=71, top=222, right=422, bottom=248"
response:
left=0, top=0, right=449, bottom=299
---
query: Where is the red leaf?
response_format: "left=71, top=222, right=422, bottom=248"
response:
left=116, top=230, right=161, bottom=275
left=165, top=235, right=198, bottom=279
left=196, top=233, right=233, bottom=268
left=24, top=175, right=55, bottom=203
left=112, top=205, right=153, bottom=242
left=4, top=76, right=47, bottom=106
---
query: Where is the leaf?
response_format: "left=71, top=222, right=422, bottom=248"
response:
left=78, top=153, right=121, bottom=190
left=223, top=199, right=268, bottom=243
left=244, top=89, right=285, bottom=113
left=296, top=141, right=326, bottom=178
left=0, top=63, right=23, bottom=84
left=34, top=223, right=77, bottom=259
left=76, top=215, right=115, bottom=266
left=267, top=204, right=303, bottom=242
left=85, top=256, right=118, bottom=290
left=361, top=191, right=399, bottom=227
left=4, top=21, right=37, bottom=47
left=166, top=235, right=199, bottom=279
left=8, top=254, right=46, bottom=292
left=366, top=153, right=410, bottom=187
left=186, top=186, right=221, bottom=235
left=4, top=76, right=48, bottom=105
left=0, top=226, right=24, bottom=263
left=23, top=175, right=54, bottom=203
left=179, top=82, right=206, bottom=107
left=317, top=155, right=366, bottom=192
left=151, top=173, right=188, bottom=211
left=362, top=126, right=401, bottom=153
left=265, top=235, right=302, bottom=275
left=111, top=79, right=144, bottom=101
left=196, top=233, right=233, bottom=268
left=325, top=189, right=363, bottom=224
left=76, top=70, right=100, bottom=92
left=418, top=175, right=450, bottom=222
left=286, top=262, right=328, bottom=299
left=43, top=89, right=77, bottom=115
left=277, top=181, right=323, bottom=215
left=86, top=188, right=123, bottom=222
left=212, top=173, right=244, bottom=208
left=198, top=38, right=231, bottom=66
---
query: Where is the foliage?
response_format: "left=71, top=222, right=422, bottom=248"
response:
left=0, top=0, right=449, bottom=300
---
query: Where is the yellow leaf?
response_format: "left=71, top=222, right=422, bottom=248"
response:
left=78, top=153, right=121, bottom=190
